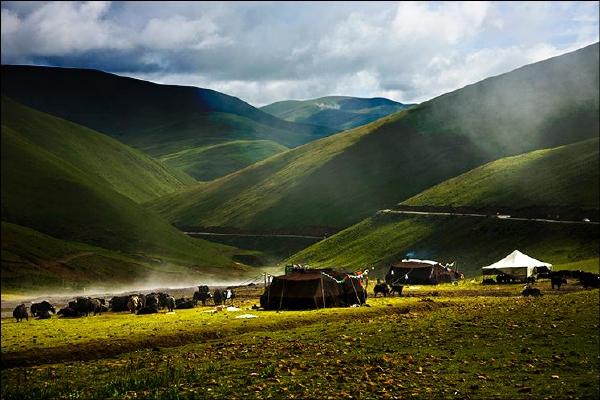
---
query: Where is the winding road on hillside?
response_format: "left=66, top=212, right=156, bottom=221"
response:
left=378, top=210, right=599, bottom=225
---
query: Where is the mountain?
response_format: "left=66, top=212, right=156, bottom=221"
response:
left=403, top=137, right=599, bottom=212
left=1, top=65, right=335, bottom=180
left=149, top=43, right=599, bottom=234
left=1, top=97, right=250, bottom=292
left=287, top=139, right=599, bottom=275
left=261, top=96, right=413, bottom=131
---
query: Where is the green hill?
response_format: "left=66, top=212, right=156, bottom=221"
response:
left=150, top=43, right=599, bottom=234
left=160, top=140, right=288, bottom=182
left=1, top=98, right=250, bottom=291
left=403, top=138, right=599, bottom=211
left=261, top=96, right=412, bottom=131
left=1, top=65, right=334, bottom=180
left=287, top=139, right=599, bottom=274
left=1, top=97, right=194, bottom=203
left=286, top=213, right=599, bottom=276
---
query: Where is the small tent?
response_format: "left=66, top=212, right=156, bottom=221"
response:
left=260, top=269, right=366, bottom=310
left=482, top=250, right=552, bottom=280
left=385, top=259, right=463, bottom=285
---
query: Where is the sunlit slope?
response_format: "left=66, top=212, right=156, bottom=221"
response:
left=261, top=96, right=412, bottom=131
left=288, top=139, right=599, bottom=274
left=1, top=97, right=194, bottom=203
left=1, top=65, right=334, bottom=180
left=151, top=43, right=599, bottom=233
left=403, top=138, right=599, bottom=210
left=160, top=140, right=288, bottom=181
left=1, top=102, right=247, bottom=289
left=287, top=214, right=599, bottom=276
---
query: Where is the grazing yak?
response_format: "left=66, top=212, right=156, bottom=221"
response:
left=73, top=297, right=102, bottom=316
left=13, top=304, right=29, bottom=322
left=166, top=296, right=176, bottom=312
left=550, top=273, right=568, bottom=290
left=522, top=286, right=542, bottom=297
left=145, top=294, right=159, bottom=309
left=213, top=290, right=223, bottom=306
left=193, top=286, right=212, bottom=306
left=373, top=282, right=390, bottom=297
left=127, top=295, right=142, bottom=313
left=389, top=284, right=404, bottom=296
left=175, top=298, right=195, bottom=309
left=57, top=307, right=82, bottom=318
left=580, top=272, right=600, bottom=289
left=223, top=288, right=236, bottom=306
left=137, top=306, right=158, bottom=315
left=30, top=301, right=56, bottom=317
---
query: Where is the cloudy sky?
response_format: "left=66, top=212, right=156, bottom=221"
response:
left=2, top=1, right=598, bottom=106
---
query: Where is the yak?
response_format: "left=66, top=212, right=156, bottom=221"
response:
left=389, top=284, right=404, bottom=296
left=175, top=298, right=195, bottom=309
left=522, top=286, right=542, bottom=297
left=37, top=310, right=52, bottom=319
left=580, top=272, right=600, bottom=289
left=137, top=305, right=158, bottom=315
left=166, top=296, right=176, bottom=312
left=30, top=301, right=56, bottom=317
left=127, top=295, right=142, bottom=313
left=57, top=307, right=83, bottom=318
left=550, top=273, right=568, bottom=290
left=373, top=282, right=390, bottom=297
left=193, top=289, right=212, bottom=306
left=13, top=304, right=28, bottom=322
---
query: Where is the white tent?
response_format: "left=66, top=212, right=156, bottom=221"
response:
left=482, top=250, right=552, bottom=279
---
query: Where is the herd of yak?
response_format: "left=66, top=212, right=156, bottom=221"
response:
left=12, top=285, right=236, bottom=322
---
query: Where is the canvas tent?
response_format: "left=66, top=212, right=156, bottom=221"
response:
left=385, top=259, right=463, bottom=285
left=482, top=250, right=552, bottom=279
left=260, top=269, right=367, bottom=310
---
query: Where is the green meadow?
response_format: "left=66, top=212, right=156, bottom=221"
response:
left=1, top=283, right=598, bottom=399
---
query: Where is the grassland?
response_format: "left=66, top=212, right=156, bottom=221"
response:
left=151, top=43, right=599, bottom=234
left=1, top=284, right=598, bottom=399
left=288, top=213, right=599, bottom=276
left=160, top=140, right=288, bottom=182
left=261, top=96, right=411, bottom=131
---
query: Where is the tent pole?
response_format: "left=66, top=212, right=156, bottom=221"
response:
left=279, top=279, right=285, bottom=310
left=320, top=273, right=326, bottom=309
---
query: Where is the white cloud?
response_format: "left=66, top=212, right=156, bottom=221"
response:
left=1, top=1, right=598, bottom=106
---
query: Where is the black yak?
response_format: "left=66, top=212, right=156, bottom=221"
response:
left=13, top=304, right=28, bottom=322
left=30, top=301, right=56, bottom=317
left=373, top=282, right=390, bottom=297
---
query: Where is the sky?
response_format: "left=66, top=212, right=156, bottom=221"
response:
left=1, top=1, right=598, bottom=106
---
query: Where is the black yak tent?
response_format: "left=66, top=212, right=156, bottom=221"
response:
left=260, top=269, right=366, bottom=310
left=385, top=259, right=463, bottom=285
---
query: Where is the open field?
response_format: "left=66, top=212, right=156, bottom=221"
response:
left=2, top=282, right=598, bottom=399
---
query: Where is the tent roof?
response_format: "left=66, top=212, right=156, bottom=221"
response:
left=482, top=250, right=552, bottom=270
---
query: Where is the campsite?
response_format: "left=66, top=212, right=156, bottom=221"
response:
left=1, top=276, right=598, bottom=399
left=2, top=2, right=599, bottom=399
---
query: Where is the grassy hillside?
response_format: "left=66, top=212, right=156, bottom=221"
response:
left=288, top=139, right=599, bottom=275
left=1, top=100, right=250, bottom=290
left=403, top=138, right=599, bottom=210
left=261, top=96, right=412, bottom=131
left=1, top=97, right=194, bottom=203
left=1, top=65, right=334, bottom=180
left=150, top=43, right=599, bottom=233
left=287, top=213, right=599, bottom=276
left=1, top=222, right=250, bottom=293
left=160, top=140, right=288, bottom=181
